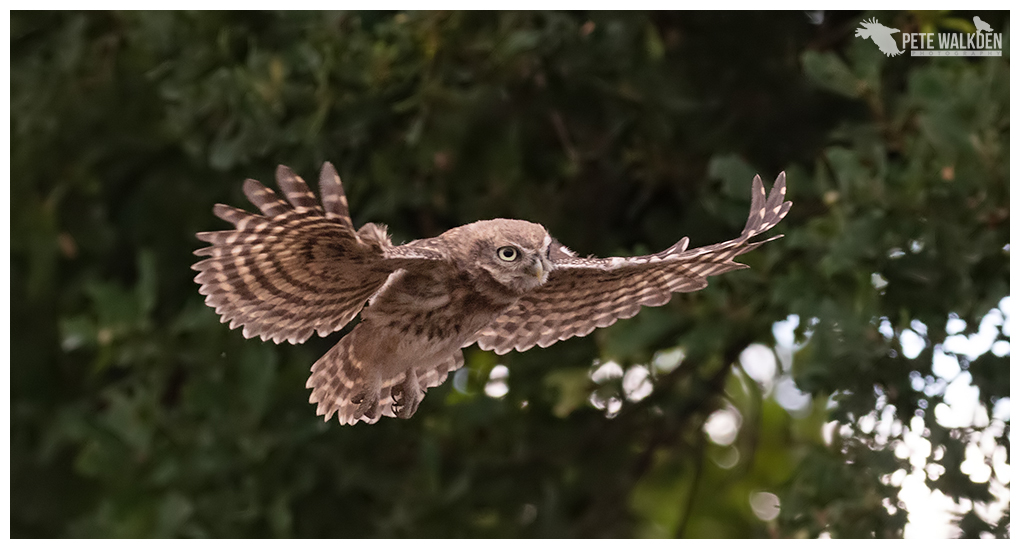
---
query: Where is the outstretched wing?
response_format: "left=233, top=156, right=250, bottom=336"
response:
left=192, top=162, right=442, bottom=344
left=471, top=173, right=791, bottom=355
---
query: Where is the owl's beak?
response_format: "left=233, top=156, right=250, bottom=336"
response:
left=530, top=259, right=545, bottom=281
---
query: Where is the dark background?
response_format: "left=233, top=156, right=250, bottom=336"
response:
left=11, top=11, right=1010, bottom=538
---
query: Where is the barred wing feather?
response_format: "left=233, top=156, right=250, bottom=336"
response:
left=472, top=173, right=791, bottom=355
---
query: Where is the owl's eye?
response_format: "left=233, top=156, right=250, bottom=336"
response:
left=496, top=246, right=520, bottom=262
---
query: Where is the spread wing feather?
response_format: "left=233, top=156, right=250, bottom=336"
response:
left=192, top=162, right=443, bottom=344
left=472, top=173, right=791, bottom=355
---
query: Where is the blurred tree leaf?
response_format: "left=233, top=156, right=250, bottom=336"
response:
left=11, top=10, right=1008, bottom=539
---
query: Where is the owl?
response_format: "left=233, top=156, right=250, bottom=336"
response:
left=193, top=163, right=791, bottom=425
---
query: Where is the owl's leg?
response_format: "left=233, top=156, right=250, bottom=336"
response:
left=391, top=367, right=424, bottom=419
left=349, top=370, right=382, bottom=421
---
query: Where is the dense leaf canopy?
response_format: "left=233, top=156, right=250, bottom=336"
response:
left=11, top=11, right=1010, bottom=538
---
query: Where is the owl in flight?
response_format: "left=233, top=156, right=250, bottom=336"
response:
left=193, top=163, right=790, bottom=425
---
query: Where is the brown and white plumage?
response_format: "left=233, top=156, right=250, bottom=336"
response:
left=471, top=172, right=791, bottom=354
left=193, top=163, right=790, bottom=425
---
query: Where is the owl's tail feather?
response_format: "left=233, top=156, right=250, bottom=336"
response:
left=306, top=333, right=465, bottom=425
left=306, top=335, right=383, bottom=424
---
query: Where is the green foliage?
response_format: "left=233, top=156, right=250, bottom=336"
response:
left=11, top=11, right=1009, bottom=538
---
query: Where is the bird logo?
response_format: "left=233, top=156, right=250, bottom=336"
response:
left=973, top=16, right=993, bottom=33
left=855, top=17, right=903, bottom=57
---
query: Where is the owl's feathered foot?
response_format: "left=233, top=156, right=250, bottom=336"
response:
left=349, top=385, right=382, bottom=423
left=391, top=368, right=424, bottom=419
left=306, top=331, right=467, bottom=425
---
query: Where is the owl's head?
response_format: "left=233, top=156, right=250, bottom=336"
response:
left=455, top=219, right=555, bottom=295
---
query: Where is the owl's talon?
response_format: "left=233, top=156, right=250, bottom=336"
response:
left=350, top=390, right=378, bottom=419
left=363, top=398, right=383, bottom=422
left=391, top=370, right=423, bottom=419
left=391, top=384, right=406, bottom=414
